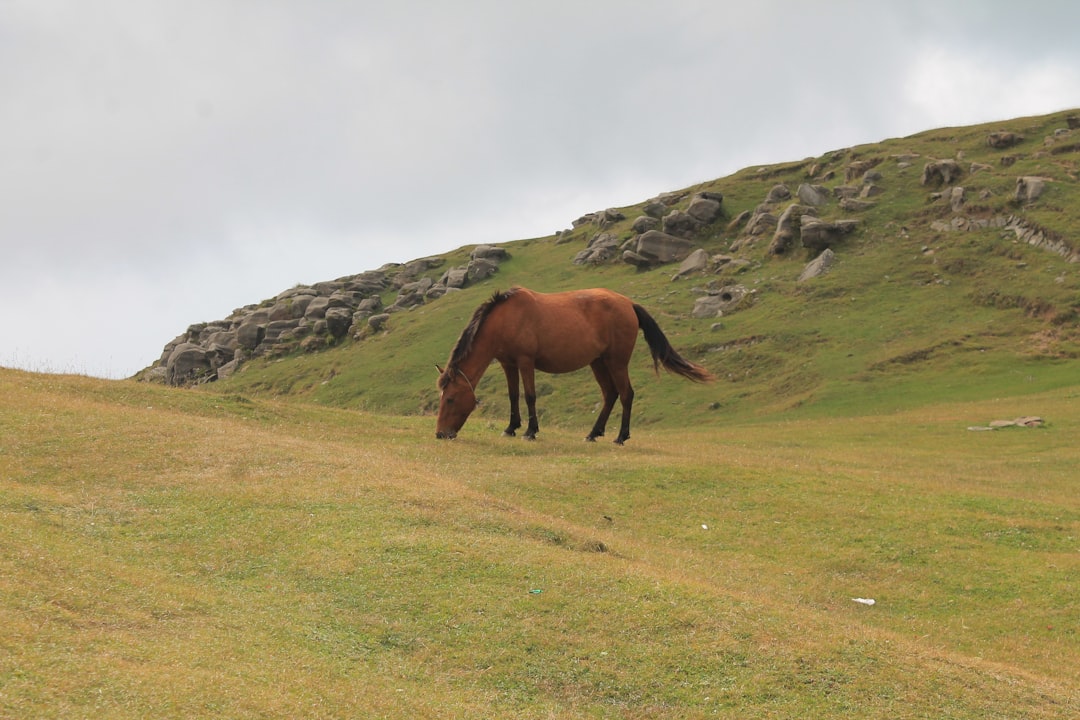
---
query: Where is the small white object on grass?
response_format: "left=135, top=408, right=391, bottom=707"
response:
left=852, top=597, right=876, bottom=606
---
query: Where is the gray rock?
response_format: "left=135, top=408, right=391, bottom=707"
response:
left=467, top=258, right=499, bottom=282
left=769, top=204, right=815, bottom=255
left=686, top=194, right=722, bottom=223
left=661, top=210, right=700, bottom=238
left=799, top=217, right=859, bottom=254
left=632, top=215, right=661, bottom=234
left=691, top=285, right=750, bottom=318
left=1015, top=176, right=1047, bottom=203
left=236, top=321, right=265, bottom=351
left=766, top=184, right=792, bottom=203
left=442, top=266, right=469, bottom=288
left=921, top=159, right=963, bottom=186
left=798, top=248, right=836, bottom=281
left=796, top=183, right=829, bottom=207
left=166, top=342, right=212, bottom=385
left=324, top=307, right=354, bottom=338
left=471, top=244, right=510, bottom=261
left=304, top=296, right=331, bottom=320
left=632, top=230, right=696, bottom=265
left=672, top=248, right=710, bottom=279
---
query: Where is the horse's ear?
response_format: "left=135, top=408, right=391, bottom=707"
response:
left=435, top=364, right=444, bottom=375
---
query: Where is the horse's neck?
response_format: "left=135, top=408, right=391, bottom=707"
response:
left=458, top=343, right=494, bottom=386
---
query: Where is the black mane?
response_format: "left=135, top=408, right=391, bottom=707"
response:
left=439, top=288, right=518, bottom=388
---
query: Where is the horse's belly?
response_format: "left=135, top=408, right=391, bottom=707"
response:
left=533, top=343, right=604, bottom=374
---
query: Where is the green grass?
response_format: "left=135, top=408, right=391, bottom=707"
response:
left=3, top=368, right=1079, bottom=717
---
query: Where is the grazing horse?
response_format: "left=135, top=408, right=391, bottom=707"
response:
left=435, top=286, right=713, bottom=443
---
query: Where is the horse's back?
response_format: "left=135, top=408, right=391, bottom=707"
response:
left=495, top=288, right=638, bottom=372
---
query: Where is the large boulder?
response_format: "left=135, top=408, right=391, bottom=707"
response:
left=304, top=296, right=331, bottom=320
left=686, top=193, right=723, bottom=223
left=799, top=217, right=859, bottom=254
left=921, top=159, right=963, bottom=186
left=471, top=244, right=510, bottom=261
left=632, top=215, right=661, bottom=233
left=768, top=204, right=815, bottom=255
left=987, top=131, right=1024, bottom=149
left=1014, top=176, right=1047, bottom=203
left=236, top=321, right=265, bottom=351
left=466, top=258, right=499, bottom=282
left=166, top=343, right=212, bottom=385
left=798, top=248, right=837, bottom=281
left=766, top=184, right=792, bottom=203
left=796, top=183, right=829, bottom=207
left=441, top=266, right=469, bottom=288
left=672, top=248, right=710, bottom=279
left=324, top=307, right=354, bottom=338
left=661, top=210, right=701, bottom=238
left=625, top=230, right=696, bottom=266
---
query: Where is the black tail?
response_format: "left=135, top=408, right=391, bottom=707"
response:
left=633, top=304, right=714, bottom=383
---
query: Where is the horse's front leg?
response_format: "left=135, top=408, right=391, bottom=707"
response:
left=519, top=361, right=540, bottom=440
left=500, top=362, right=521, bottom=436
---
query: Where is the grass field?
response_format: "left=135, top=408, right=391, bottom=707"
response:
left=3, top=367, right=1078, bottom=718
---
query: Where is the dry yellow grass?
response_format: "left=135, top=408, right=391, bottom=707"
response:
left=2, top=369, right=1078, bottom=718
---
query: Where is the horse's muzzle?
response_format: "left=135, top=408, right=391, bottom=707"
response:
left=435, top=430, right=457, bottom=440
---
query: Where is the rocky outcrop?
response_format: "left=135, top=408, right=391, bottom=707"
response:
left=148, top=246, right=510, bottom=386
left=571, top=191, right=724, bottom=269
left=930, top=213, right=1080, bottom=263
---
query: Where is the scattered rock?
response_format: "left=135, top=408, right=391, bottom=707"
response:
left=797, top=248, right=836, bottom=281
left=987, top=131, right=1024, bottom=149
left=672, top=248, right=709, bottom=279
left=1014, top=176, right=1048, bottom=203
left=691, top=284, right=751, bottom=318
left=768, top=204, right=816, bottom=255
left=766, top=184, right=792, bottom=203
left=367, top=313, right=391, bottom=332
left=921, top=159, right=964, bottom=187
left=967, top=416, right=1044, bottom=431
left=800, top=217, right=859, bottom=254
left=796, top=183, right=829, bottom=207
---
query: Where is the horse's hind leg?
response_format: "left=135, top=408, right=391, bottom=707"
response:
left=611, top=365, right=635, bottom=445
left=500, top=362, right=521, bottom=436
left=586, top=359, right=619, bottom=441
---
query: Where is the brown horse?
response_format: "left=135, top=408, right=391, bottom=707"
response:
left=435, top=287, right=713, bottom=443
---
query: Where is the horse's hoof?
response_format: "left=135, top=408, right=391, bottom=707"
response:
left=503, top=430, right=516, bottom=437
left=585, top=436, right=597, bottom=442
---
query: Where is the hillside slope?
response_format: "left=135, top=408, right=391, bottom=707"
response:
left=148, top=109, right=1080, bottom=430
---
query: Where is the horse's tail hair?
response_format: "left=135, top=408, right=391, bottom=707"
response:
left=633, top=304, right=714, bottom=383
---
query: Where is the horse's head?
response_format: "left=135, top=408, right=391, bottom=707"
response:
left=435, top=365, right=477, bottom=439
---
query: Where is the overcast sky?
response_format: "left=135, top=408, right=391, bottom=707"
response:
left=3, top=1, right=1079, bottom=378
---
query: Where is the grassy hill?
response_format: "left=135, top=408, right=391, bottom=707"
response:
left=3, top=368, right=1079, bottom=717
left=197, top=109, right=1080, bottom=437
left=5, top=110, right=1080, bottom=717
